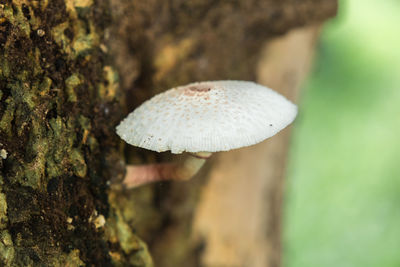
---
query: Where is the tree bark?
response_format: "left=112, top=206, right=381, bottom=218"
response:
left=0, top=0, right=336, bottom=266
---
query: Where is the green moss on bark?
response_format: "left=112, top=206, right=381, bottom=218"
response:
left=0, top=1, right=151, bottom=266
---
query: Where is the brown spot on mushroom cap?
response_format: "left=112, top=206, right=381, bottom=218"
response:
left=188, top=84, right=212, bottom=92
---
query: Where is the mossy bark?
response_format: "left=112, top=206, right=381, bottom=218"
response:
left=0, top=0, right=336, bottom=266
left=0, top=1, right=150, bottom=266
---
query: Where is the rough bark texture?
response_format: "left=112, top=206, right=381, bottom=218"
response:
left=0, top=1, right=150, bottom=266
left=0, top=0, right=336, bottom=266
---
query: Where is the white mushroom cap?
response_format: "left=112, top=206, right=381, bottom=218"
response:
left=116, top=81, right=297, bottom=154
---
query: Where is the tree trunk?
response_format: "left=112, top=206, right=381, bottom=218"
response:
left=0, top=1, right=336, bottom=266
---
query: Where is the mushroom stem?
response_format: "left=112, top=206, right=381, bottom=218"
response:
left=123, top=152, right=212, bottom=188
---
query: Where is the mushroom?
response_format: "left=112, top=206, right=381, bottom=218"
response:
left=116, top=80, right=297, bottom=188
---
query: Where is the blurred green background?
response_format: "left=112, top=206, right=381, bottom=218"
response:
left=284, top=1, right=400, bottom=267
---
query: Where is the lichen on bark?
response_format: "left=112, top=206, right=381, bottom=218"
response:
left=0, top=1, right=151, bottom=266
